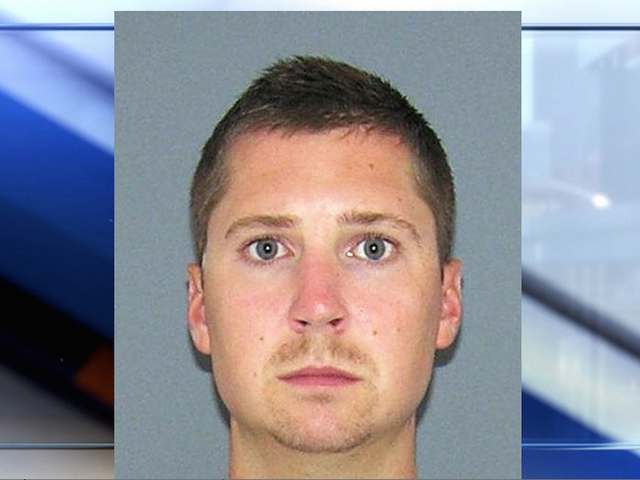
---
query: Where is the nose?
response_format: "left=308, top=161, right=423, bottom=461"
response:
left=288, top=256, right=347, bottom=334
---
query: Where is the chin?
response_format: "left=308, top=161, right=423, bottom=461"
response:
left=270, top=420, right=374, bottom=454
left=259, top=374, right=389, bottom=454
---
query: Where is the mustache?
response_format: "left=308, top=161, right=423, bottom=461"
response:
left=268, top=335, right=375, bottom=371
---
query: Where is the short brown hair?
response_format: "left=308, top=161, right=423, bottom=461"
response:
left=190, top=55, right=455, bottom=266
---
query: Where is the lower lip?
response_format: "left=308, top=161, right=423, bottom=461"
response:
left=280, top=375, right=360, bottom=387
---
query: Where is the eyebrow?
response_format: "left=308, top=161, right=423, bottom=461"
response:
left=225, top=214, right=298, bottom=239
left=338, top=210, right=422, bottom=245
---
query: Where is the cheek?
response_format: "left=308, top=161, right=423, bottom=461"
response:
left=354, top=267, right=441, bottom=338
left=206, top=265, right=288, bottom=334
left=362, top=294, right=438, bottom=363
left=353, top=273, right=441, bottom=392
left=203, top=271, right=287, bottom=398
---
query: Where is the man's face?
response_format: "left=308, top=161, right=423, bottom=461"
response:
left=188, top=128, right=461, bottom=453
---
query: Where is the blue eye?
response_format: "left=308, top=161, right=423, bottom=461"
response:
left=351, top=236, right=394, bottom=261
left=248, top=238, right=285, bottom=261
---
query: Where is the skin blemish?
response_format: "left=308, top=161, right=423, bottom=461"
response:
left=368, top=163, right=374, bottom=170
left=372, top=330, right=378, bottom=336
left=259, top=336, right=264, bottom=341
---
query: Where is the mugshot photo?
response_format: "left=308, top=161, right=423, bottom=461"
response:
left=115, top=11, right=521, bottom=479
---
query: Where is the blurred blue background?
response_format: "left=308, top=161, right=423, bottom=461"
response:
left=0, top=21, right=113, bottom=342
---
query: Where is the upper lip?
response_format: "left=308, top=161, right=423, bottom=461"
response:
left=278, top=366, right=361, bottom=381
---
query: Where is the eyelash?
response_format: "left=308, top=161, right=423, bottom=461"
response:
left=239, top=232, right=400, bottom=266
left=349, top=232, right=399, bottom=264
left=240, top=235, right=290, bottom=266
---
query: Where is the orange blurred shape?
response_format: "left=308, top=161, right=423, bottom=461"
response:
left=74, top=343, right=114, bottom=408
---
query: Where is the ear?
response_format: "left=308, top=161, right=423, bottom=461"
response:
left=187, top=263, right=211, bottom=355
left=435, top=259, right=462, bottom=350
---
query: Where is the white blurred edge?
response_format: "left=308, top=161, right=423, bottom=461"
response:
left=1, top=0, right=640, bottom=23
left=0, top=449, right=114, bottom=479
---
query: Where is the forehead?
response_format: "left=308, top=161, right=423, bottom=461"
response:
left=223, top=127, right=417, bottom=193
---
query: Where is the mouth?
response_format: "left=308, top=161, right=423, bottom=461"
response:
left=278, top=366, right=362, bottom=387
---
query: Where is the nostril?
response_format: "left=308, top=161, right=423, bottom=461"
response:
left=329, top=318, right=342, bottom=328
left=294, top=319, right=311, bottom=330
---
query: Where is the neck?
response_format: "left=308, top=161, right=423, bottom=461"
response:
left=228, top=417, right=418, bottom=479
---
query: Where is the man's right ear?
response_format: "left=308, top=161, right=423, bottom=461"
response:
left=187, top=263, right=211, bottom=355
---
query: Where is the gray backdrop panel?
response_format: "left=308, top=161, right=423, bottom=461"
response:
left=115, top=11, right=521, bottom=479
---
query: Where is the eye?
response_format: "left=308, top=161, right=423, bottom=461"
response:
left=349, top=236, right=394, bottom=262
left=247, top=238, right=287, bottom=262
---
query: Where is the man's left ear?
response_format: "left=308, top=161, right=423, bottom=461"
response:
left=436, top=259, right=462, bottom=350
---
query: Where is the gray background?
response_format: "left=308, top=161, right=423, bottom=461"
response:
left=115, top=11, right=521, bottom=479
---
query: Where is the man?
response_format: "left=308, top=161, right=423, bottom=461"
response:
left=186, top=55, right=462, bottom=479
